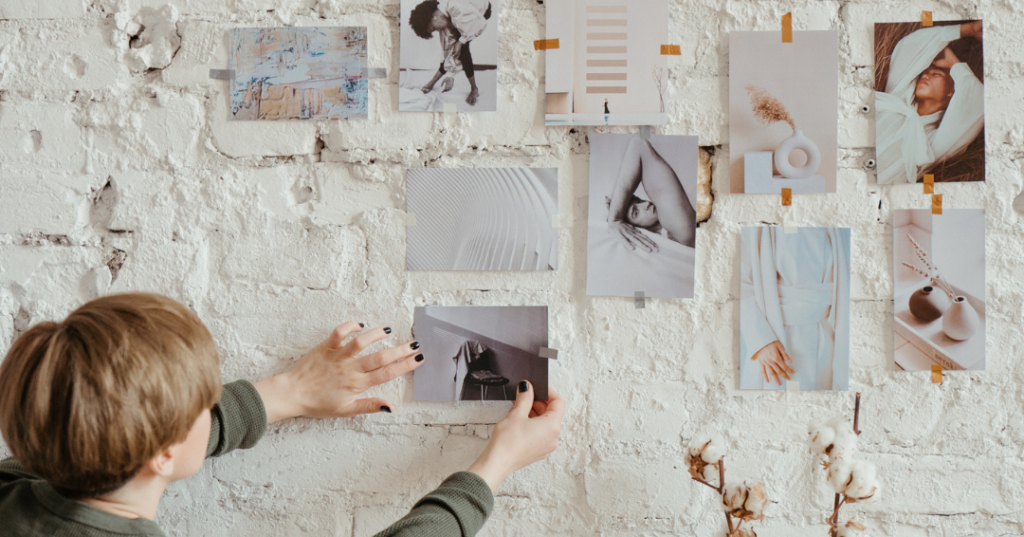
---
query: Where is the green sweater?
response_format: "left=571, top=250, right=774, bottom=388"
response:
left=0, top=380, right=493, bottom=537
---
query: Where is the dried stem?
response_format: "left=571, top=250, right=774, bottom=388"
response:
left=853, top=392, right=861, bottom=436
left=720, top=459, right=735, bottom=534
left=694, top=478, right=719, bottom=492
left=829, top=393, right=862, bottom=536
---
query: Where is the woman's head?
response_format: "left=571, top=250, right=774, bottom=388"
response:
left=607, top=195, right=659, bottom=229
left=409, top=1, right=447, bottom=39
left=915, top=66, right=954, bottom=108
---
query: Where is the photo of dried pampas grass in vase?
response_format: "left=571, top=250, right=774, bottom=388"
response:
left=746, top=85, right=822, bottom=181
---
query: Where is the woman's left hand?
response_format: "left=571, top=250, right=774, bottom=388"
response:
left=608, top=220, right=659, bottom=253
left=254, top=322, right=424, bottom=423
left=961, top=21, right=982, bottom=41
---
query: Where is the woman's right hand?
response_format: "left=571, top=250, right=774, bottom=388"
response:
left=467, top=382, right=564, bottom=493
left=933, top=46, right=961, bottom=69
left=961, top=20, right=983, bottom=41
left=752, top=340, right=795, bottom=386
left=608, top=220, right=658, bottom=253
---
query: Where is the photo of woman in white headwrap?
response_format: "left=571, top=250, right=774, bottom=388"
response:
left=874, top=21, right=984, bottom=184
left=739, top=227, right=851, bottom=391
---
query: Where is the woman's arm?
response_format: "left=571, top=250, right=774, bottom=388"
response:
left=374, top=383, right=564, bottom=537
left=885, top=25, right=961, bottom=95
left=632, top=138, right=696, bottom=248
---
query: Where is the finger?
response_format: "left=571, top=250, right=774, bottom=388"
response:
left=357, top=340, right=420, bottom=372
left=366, top=352, right=426, bottom=387
left=762, top=363, right=770, bottom=383
left=532, top=401, right=546, bottom=415
left=779, top=345, right=793, bottom=366
left=768, top=364, right=781, bottom=386
left=617, top=229, right=637, bottom=250
left=339, top=398, right=393, bottom=417
left=342, top=326, right=393, bottom=356
left=324, top=321, right=367, bottom=350
left=623, top=229, right=651, bottom=252
left=540, top=387, right=565, bottom=420
left=511, top=380, right=535, bottom=418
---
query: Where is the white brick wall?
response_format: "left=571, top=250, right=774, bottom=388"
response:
left=1, top=0, right=1021, bottom=535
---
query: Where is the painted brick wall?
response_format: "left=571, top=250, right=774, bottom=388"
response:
left=1, top=1, right=1022, bottom=535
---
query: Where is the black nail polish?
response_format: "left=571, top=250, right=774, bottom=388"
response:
left=410, top=341, right=420, bottom=350
left=380, top=406, right=392, bottom=413
left=518, top=381, right=528, bottom=393
left=359, top=323, right=365, bottom=328
left=384, top=327, right=392, bottom=334
left=415, top=354, right=424, bottom=362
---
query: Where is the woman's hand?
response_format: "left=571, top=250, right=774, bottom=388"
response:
left=752, top=340, right=795, bottom=386
left=467, top=382, right=564, bottom=493
left=608, top=220, right=658, bottom=253
left=961, top=20, right=982, bottom=41
left=933, top=46, right=960, bottom=69
left=439, top=76, right=455, bottom=93
left=254, top=322, right=424, bottom=423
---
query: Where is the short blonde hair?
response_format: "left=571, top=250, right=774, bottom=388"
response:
left=0, top=293, right=222, bottom=497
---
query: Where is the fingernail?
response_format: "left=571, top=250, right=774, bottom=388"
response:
left=359, top=322, right=365, bottom=328
left=415, top=354, right=424, bottom=362
left=518, top=381, right=528, bottom=393
left=380, top=406, right=392, bottom=413
left=410, top=341, right=420, bottom=350
left=384, top=327, right=392, bottom=334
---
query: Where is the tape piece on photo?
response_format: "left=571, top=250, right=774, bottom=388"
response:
left=404, top=213, right=417, bottom=227
left=786, top=380, right=801, bottom=405
left=362, top=67, right=387, bottom=79
left=922, top=11, right=933, bottom=27
left=538, top=347, right=559, bottom=359
left=931, top=364, right=943, bottom=383
left=534, top=39, right=559, bottom=50
left=781, top=12, right=793, bottom=43
left=932, top=194, right=943, bottom=215
left=660, top=44, right=681, bottom=55
left=443, top=102, right=458, bottom=114
left=209, top=69, right=235, bottom=80
left=784, top=221, right=798, bottom=234
left=923, top=174, right=934, bottom=194
left=781, top=188, right=793, bottom=206
left=640, top=125, right=651, bottom=140
left=634, top=291, right=645, bottom=309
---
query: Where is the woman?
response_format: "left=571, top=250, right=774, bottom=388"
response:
left=739, top=227, right=850, bottom=390
left=409, top=0, right=492, bottom=106
left=876, top=21, right=984, bottom=184
left=605, top=135, right=697, bottom=253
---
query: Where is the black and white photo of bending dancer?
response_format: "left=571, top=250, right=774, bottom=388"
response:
left=586, top=134, right=699, bottom=299
left=875, top=20, right=985, bottom=184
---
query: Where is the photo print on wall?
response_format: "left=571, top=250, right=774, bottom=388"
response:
left=229, top=27, right=368, bottom=120
left=399, top=0, right=499, bottom=112
left=893, top=209, right=985, bottom=371
left=544, top=0, right=669, bottom=126
left=729, top=31, right=839, bottom=194
left=406, top=168, right=558, bottom=271
left=874, top=21, right=985, bottom=184
left=586, top=134, right=698, bottom=299
left=739, top=227, right=850, bottom=390
left=413, top=306, right=549, bottom=402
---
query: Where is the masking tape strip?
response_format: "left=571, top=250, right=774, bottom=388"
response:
left=784, top=221, right=797, bottom=234
left=634, top=291, right=646, bottom=309
left=405, top=213, right=417, bottom=227
left=931, top=364, right=943, bottom=383
left=786, top=380, right=801, bottom=404
left=932, top=194, right=942, bottom=215
left=362, top=67, right=387, bottom=79
left=660, top=44, right=681, bottom=55
left=781, top=188, right=793, bottom=206
left=782, top=12, right=793, bottom=43
left=534, top=39, right=560, bottom=50
left=539, top=347, right=559, bottom=359
left=923, top=174, right=934, bottom=194
left=640, top=125, right=651, bottom=140
left=922, top=11, right=933, bottom=27
left=443, top=102, right=458, bottom=114
left=209, top=69, right=235, bottom=80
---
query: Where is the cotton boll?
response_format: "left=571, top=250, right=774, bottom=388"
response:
left=828, top=417, right=859, bottom=460
left=703, top=463, right=720, bottom=482
left=721, top=481, right=767, bottom=522
left=845, top=461, right=880, bottom=503
left=828, top=459, right=854, bottom=494
left=701, top=433, right=726, bottom=463
left=687, top=433, right=714, bottom=457
left=836, top=526, right=863, bottom=537
left=808, top=420, right=836, bottom=456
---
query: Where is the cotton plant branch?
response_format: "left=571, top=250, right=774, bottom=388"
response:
left=745, top=84, right=795, bottom=131
left=687, top=434, right=767, bottom=537
left=902, top=233, right=957, bottom=299
left=808, top=393, right=881, bottom=537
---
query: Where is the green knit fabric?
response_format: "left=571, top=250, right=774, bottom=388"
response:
left=0, top=379, right=495, bottom=537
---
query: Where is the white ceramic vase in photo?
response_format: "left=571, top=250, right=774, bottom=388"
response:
left=774, top=130, right=822, bottom=179
left=941, top=296, right=980, bottom=341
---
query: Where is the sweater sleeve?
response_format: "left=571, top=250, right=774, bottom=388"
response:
left=206, top=380, right=268, bottom=458
left=372, top=472, right=494, bottom=537
left=930, top=62, right=984, bottom=160
left=0, top=458, right=37, bottom=487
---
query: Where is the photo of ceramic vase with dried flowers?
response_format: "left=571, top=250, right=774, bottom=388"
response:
left=729, top=30, right=838, bottom=194
left=893, top=209, right=985, bottom=371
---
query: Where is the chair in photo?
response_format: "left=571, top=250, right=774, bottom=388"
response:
left=458, top=344, right=509, bottom=400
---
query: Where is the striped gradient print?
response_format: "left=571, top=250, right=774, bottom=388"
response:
left=585, top=4, right=627, bottom=94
